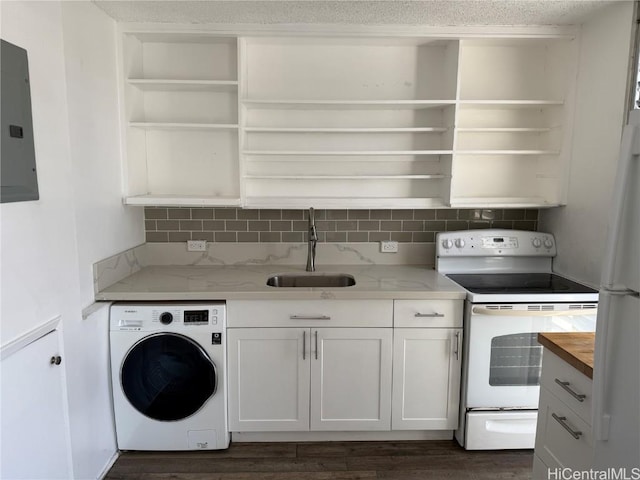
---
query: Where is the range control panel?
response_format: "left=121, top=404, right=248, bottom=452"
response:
left=437, top=230, right=556, bottom=257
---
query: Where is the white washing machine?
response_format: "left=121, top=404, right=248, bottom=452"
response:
left=110, top=302, right=229, bottom=451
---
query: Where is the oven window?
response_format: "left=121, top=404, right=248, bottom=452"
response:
left=489, top=333, right=542, bottom=386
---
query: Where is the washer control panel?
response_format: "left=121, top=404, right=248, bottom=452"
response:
left=111, top=303, right=225, bottom=332
left=437, top=229, right=556, bottom=257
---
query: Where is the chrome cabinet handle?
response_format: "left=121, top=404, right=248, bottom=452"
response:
left=453, top=332, right=460, bottom=360
left=314, top=330, right=318, bottom=360
left=555, top=379, right=586, bottom=402
left=552, top=413, right=583, bottom=439
left=414, top=312, right=445, bottom=318
left=290, top=315, right=331, bottom=320
left=303, top=330, right=306, bottom=360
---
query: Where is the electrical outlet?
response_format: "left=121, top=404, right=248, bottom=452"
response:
left=481, top=209, right=496, bottom=220
left=187, top=240, right=207, bottom=252
left=380, top=240, right=399, bottom=253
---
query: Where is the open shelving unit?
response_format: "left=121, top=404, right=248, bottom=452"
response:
left=449, top=39, right=576, bottom=207
left=121, top=33, right=241, bottom=206
left=117, top=31, right=578, bottom=209
left=240, top=37, right=459, bottom=208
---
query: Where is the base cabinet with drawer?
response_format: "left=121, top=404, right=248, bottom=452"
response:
left=227, top=298, right=463, bottom=434
left=226, top=300, right=394, bottom=432
left=391, top=300, right=463, bottom=430
left=533, top=350, right=594, bottom=479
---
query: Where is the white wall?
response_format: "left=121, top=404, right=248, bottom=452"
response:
left=61, top=1, right=144, bottom=309
left=1, top=0, right=81, bottom=345
left=540, top=1, right=635, bottom=286
left=1, top=1, right=143, bottom=478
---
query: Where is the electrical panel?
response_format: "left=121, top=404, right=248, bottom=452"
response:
left=1, top=39, right=39, bottom=203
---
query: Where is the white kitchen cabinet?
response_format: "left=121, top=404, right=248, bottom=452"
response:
left=392, top=328, right=462, bottom=430
left=311, top=328, right=393, bottom=431
left=391, top=299, right=463, bottom=430
left=227, top=299, right=393, bottom=432
left=533, top=350, right=594, bottom=479
left=118, top=30, right=578, bottom=208
left=227, top=326, right=393, bottom=432
left=120, top=32, right=241, bottom=206
left=227, top=327, right=310, bottom=431
left=1, top=329, right=71, bottom=480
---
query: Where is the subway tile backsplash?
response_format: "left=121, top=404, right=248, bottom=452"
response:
left=144, top=208, right=539, bottom=243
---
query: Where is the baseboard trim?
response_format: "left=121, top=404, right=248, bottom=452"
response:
left=97, top=451, right=119, bottom=480
left=231, top=430, right=453, bottom=442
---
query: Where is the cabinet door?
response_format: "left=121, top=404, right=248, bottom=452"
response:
left=392, top=328, right=462, bottom=430
left=1, top=330, right=71, bottom=479
left=227, top=328, right=310, bottom=431
left=310, top=328, right=392, bottom=431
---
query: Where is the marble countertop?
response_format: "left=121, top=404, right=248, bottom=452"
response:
left=96, top=264, right=467, bottom=301
left=538, top=332, right=595, bottom=379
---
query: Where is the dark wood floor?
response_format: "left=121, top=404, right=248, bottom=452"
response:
left=105, top=440, right=533, bottom=480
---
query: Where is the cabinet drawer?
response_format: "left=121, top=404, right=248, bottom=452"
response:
left=228, top=300, right=393, bottom=327
left=536, top=387, right=593, bottom=470
left=393, top=300, right=462, bottom=328
left=541, top=350, right=592, bottom=424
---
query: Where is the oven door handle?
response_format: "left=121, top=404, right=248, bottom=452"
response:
left=471, top=307, right=597, bottom=317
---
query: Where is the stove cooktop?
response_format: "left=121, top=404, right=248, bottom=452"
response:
left=446, top=273, right=599, bottom=303
left=446, top=273, right=598, bottom=295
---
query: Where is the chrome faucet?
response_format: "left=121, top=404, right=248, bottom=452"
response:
left=306, top=207, right=318, bottom=272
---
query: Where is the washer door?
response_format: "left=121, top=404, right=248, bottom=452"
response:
left=121, top=332, right=216, bottom=421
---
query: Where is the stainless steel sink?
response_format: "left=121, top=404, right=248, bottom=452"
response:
left=266, top=274, right=356, bottom=288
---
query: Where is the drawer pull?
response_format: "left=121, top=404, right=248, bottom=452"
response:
left=289, top=315, right=331, bottom=320
left=414, top=312, right=445, bottom=318
left=554, top=379, right=586, bottom=402
left=552, top=413, right=583, bottom=439
left=302, top=330, right=306, bottom=360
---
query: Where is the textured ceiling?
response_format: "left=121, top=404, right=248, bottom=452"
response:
left=93, top=0, right=616, bottom=26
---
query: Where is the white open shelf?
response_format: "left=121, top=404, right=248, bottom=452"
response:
left=454, top=150, right=560, bottom=155
left=130, top=122, right=239, bottom=130
left=244, top=127, right=448, bottom=133
left=244, top=156, right=447, bottom=163
left=128, top=79, right=239, bottom=91
left=456, top=127, right=553, bottom=132
left=245, top=196, right=449, bottom=209
left=243, top=150, right=453, bottom=156
left=449, top=197, right=559, bottom=208
left=124, top=195, right=242, bottom=207
left=457, top=100, right=564, bottom=108
left=244, top=174, right=447, bottom=180
left=243, top=100, right=456, bottom=110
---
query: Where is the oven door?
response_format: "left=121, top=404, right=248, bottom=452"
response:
left=465, top=303, right=596, bottom=409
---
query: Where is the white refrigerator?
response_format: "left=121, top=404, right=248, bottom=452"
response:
left=592, top=109, right=640, bottom=468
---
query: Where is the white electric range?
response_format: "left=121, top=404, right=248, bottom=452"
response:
left=436, top=229, right=598, bottom=450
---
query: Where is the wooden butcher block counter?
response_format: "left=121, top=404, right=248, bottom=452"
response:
left=538, top=332, right=595, bottom=379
